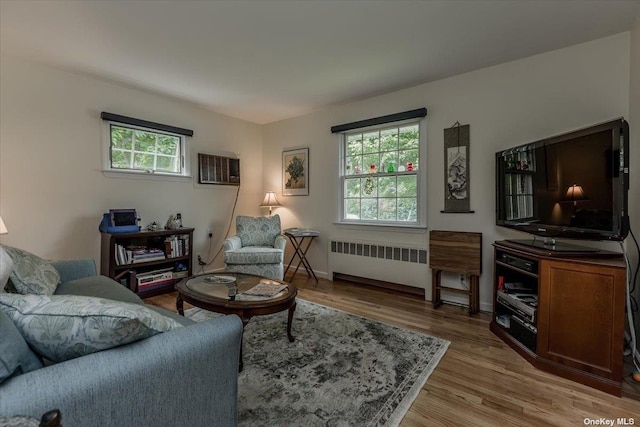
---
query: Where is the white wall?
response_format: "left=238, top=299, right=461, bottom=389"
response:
left=263, top=33, right=631, bottom=311
left=0, top=55, right=263, bottom=269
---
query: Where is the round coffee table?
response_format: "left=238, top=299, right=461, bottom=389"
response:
left=175, top=273, right=297, bottom=371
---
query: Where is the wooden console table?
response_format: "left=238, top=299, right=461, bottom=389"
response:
left=429, top=230, right=482, bottom=315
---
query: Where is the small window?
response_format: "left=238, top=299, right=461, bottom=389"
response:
left=101, top=112, right=191, bottom=179
left=338, top=120, right=426, bottom=227
left=108, top=124, right=184, bottom=174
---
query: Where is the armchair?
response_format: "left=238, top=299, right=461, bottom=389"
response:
left=222, top=215, right=286, bottom=280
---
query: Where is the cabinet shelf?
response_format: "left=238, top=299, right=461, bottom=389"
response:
left=113, top=254, right=191, bottom=270
left=101, top=228, right=194, bottom=298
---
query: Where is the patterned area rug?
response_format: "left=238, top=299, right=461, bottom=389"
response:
left=186, top=299, right=449, bottom=427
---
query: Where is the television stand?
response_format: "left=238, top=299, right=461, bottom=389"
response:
left=491, top=240, right=626, bottom=396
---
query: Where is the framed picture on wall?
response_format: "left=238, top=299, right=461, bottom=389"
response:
left=282, top=147, right=309, bottom=196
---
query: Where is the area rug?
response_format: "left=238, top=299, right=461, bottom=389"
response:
left=186, top=299, right=449, bottom=427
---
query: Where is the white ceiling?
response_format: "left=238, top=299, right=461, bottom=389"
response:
left=1, top=1, right=638, bottom=124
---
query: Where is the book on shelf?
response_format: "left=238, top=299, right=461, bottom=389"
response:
left=164, top=235, right=190, bottom=258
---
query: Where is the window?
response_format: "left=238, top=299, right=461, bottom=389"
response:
left=339, top=120, right=426, bottom=227
left=109, top=124, right=183, bottom=174
left=101, top=112, right=192, bottom=179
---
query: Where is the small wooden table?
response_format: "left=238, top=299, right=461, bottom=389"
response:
left=429, top=230, right=482, bottom=315
left=175, top=273, right=297, bottom=371
left=283, top=228, right=319, bottom=282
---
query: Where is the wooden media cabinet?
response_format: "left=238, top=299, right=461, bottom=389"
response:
left=490, top=240, right=626, bottom=396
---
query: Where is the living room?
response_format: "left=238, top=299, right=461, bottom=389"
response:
left=1, top=1, right=640, bottom=426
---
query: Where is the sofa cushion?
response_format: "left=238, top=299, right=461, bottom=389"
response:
left=236, top=215, right=281, bottom=247
left=55, top=275, right=143, bottom=305
left=224, top=246, right=284, bottom=265
left=0, top=294, right=183, bottom=363
left=0, top=308, right=43, bottom=384
left=0, top=245, right=60, bottom=295
left=0, top=246, right=14, bottom=290
left=145, top=305, right=196, bottom=327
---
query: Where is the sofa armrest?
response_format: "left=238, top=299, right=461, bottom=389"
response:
left=222, top=235, right=242, bottom=251
left=0, top=315, right=243, bottom=427
left=51, top=259, right=97, bottom=282
left=274, top=234, right=287, bottom=251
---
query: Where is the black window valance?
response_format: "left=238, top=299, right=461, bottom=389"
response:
left=330, top=108, right=427, bottom=134
left=101, top=112, right=194, bottom=137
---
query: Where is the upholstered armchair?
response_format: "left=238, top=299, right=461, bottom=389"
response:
left=222, top=215, right=286, bottom=280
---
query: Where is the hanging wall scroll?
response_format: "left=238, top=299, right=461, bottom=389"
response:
left=442, top=122, right=474, bottom=213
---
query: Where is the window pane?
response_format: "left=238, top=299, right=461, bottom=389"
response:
left=380, top=128, right=398, bottom=152
left=111, top=150, right=131, bottom=169
left=345, top=199, right=360, bottom=219
left=134, top=131, right=157, bottom=152
left=397, top=175, right=417, bottom=197
left=398, top=198, right=417, bottom=222
left=361, top=199, right=377, bottom=220
left=378, top=198, right=397, bottom=221
left=362, top=132, right=379, bottom=154
left=157, top=136, right=180, bottom=155
left=399, top=149, right=419, bottom=171
left=111, top=126, right=132, bottom=150
left=134, top=153, right=154, bottom=169
left=362, top=154, right=380, bottom=173
left=378, top=176, right=396, bottom=197
left=399, top=125, right=419, bottom=149
left=361, top=177, right=377, bottom=197
left=345, top=178, right=361, bottom=197
left=156, top=155, right=176, bottom=172
left=346, top=155, right=363, bottom=174
left=380, top=152, right=398, bottom=173
left=347, top=135, right=363, bottom=156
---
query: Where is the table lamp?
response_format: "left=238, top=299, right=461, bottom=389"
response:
left=562, top=184, right=589, bottom=215
left=260, top=191, right=282, bottom=216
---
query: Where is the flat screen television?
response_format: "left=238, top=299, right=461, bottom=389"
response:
left=495, top=118, right=629, bottom=250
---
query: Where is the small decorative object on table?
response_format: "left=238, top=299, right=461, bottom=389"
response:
left=165, top=214, right=182, bottom=230
left=147, top=221, right=159, bottom=231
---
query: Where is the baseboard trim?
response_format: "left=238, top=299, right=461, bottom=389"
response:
left=333, top=272, right=425, bottom=298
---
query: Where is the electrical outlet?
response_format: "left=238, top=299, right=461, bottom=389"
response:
left=197, top=254, right=205, bottom=266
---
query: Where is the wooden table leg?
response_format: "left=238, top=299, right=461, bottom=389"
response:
left=432, top=270, right=442, bottom=309
left=239, top=317, right=250, bottom=372
left=287, top=302, right=296, bottom=342
left=176, top=294, right=184, bottom=316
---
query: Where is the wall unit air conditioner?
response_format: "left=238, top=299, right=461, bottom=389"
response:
left=198, top=153, right=240, bottom=186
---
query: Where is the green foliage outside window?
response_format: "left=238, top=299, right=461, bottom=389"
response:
left=110, top=125, right=181, bottom=173
left=342, top=122, right=421, bottom=224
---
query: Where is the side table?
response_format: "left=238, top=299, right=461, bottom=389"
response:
left=283, top=228, right=319, bottom=282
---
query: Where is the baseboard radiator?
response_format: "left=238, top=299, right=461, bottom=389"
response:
left=328, top=239, right=429, bottom=297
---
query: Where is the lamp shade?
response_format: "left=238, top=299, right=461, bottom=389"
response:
left=260, top=191, right=282, bottom=215
left=0, top=217, right=7, bottom=235
left=563, top=184, right=589, bottom=203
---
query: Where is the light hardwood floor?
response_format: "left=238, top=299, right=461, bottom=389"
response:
left=146, top=275, right=640, bottom=426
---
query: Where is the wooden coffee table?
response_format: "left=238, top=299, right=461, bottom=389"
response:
left=175, top=273, right=297, bottom=371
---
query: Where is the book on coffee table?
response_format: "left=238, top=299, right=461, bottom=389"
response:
left=242, top=282, right=287, bottom=297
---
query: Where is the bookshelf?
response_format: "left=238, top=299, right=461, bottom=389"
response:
left=100, top=228, right=194, bottom=298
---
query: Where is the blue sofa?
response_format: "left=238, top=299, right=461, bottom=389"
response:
left=0, top=259, right=243, bottom=427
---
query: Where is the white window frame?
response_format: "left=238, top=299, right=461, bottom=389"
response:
left=101, top=120, right=191, bottom=181
left=336, top=118, right=427, bottom=229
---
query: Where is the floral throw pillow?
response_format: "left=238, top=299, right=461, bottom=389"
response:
left=0, top=245, right=60, bottom=295
left=0, top=294, right=183, bottom=363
